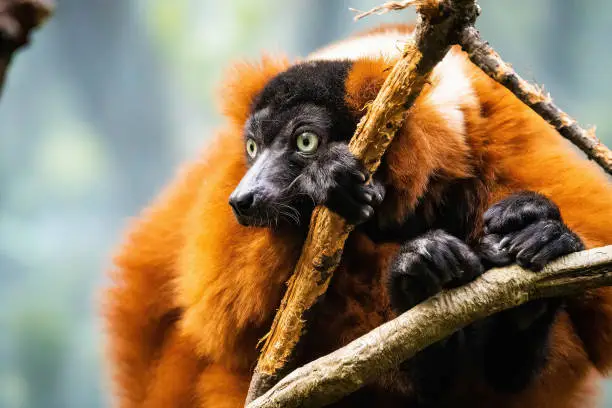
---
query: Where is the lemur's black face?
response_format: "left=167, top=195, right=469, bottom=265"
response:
left=228, top=60, right=379, bottom=228
left=229, top=103, right=335, bottom=228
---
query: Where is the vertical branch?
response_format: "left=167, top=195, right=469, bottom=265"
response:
left=245, top=0, right=482, bottom=403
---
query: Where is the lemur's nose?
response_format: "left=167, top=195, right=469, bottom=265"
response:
left=229, top=191, right=255, bottom=215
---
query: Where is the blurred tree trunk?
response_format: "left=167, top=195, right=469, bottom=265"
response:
left=52, top=0, right=175, bottom=215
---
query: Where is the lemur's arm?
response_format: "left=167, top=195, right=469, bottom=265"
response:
left=387, top=192, right=584, bottom=402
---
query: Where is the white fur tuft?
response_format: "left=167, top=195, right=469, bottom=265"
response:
left=307, top=30, right=410, bottom=62
left=426, top=51, right=478, bottom=136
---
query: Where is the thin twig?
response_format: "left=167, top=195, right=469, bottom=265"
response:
left=247, top=246, right=612, bottom=408
left=350, top=0, right=434, bottom=21
left=458, top=26, right=612, bottom=175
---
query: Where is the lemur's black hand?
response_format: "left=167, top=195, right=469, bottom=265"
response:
left=389, top=230, right=483, bottom=404
left=480, top=191, right=584, bottom=271
left=478, top=192, right=583, bottom=384
left=388, top=230, right=483, bottom=313
left=300, top=143, right=385, bottom=225
left=480, top=192, right=584, bottom=392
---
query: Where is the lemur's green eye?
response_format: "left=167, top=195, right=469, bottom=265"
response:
left=246, top=138, right=258, bottom=158
left=296, top=131, right=319, bottom=154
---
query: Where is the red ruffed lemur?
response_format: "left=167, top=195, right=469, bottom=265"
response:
left=105, top=24, right=612, bottom=408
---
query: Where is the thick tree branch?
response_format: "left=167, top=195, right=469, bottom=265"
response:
left=244, top=0, right=481, bottom=402
left=0, top=0, right=53, bottom=96
left=247, top=246, right=612, bottom=408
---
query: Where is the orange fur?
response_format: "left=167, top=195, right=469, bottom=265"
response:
left=104, top=26, right=612, bottom=408
left=176, top=127, right=303, bottom=371
left=346, top=53, right=487, bottom=235
left=219, top=55, right=290, bottom=127
left=196, top=365, right=250, bottom=408
left=104, top=57, right=293, bottom=406
left=104, top=150, right=212, bottom=408
left=354, top=23, right=416, bottom=37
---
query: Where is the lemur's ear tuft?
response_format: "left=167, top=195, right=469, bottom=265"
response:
left=218, top=55, right=290, bottom=127
left=344, top=57, right=391, bottom=115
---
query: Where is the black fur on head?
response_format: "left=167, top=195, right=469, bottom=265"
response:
left=228, top=60, right=381, bottom=229
left=251, top=60, right=356, bottom=142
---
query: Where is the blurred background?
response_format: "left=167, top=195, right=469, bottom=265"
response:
left=0, top=0, right=610, bottom=407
